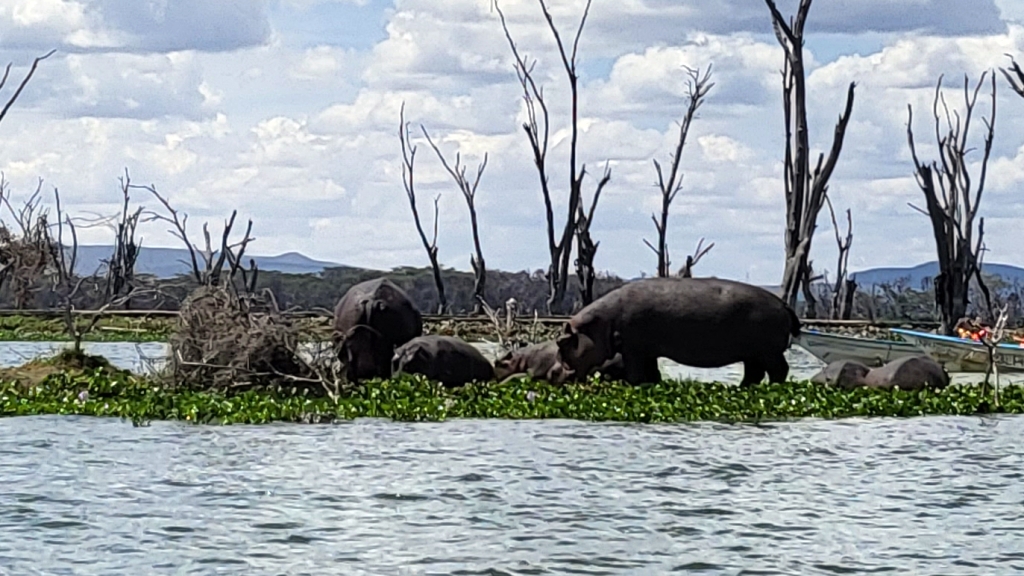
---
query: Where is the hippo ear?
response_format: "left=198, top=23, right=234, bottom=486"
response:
left=611, top=329, right=622, bottom=351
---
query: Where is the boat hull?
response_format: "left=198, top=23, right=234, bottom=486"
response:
left=889, top=328, right=1024, bottom=373
left=794, top=330, right=925, bottom=368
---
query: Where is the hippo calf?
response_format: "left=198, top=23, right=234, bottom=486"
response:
left=341, top=324, right=394, bottom=382
left=556, top=277, right=801, bottom=386
left=392, top=335, right=495, bottom=387
left=863, top=355, right=950, bottom=391
left=494, top=341, right=630, bottom=384
left=811, top=355, right=949, bottom=391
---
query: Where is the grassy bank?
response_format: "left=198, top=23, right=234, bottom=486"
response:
left=0, top=356, right=1017, bottom=425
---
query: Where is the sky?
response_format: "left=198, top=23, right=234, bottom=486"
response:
left=0, top=0, right=1023, bottom=285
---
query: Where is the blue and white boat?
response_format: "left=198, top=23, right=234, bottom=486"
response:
left=794, top=329, right=926, bottom=367
left=889, top=328, right=1024, bottom=373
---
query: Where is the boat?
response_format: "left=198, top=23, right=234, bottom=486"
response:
left=794, top=329, right=926, bottom=367
left=889, top=328, right=1024, bottom=373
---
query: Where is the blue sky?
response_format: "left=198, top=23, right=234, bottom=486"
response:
left=0, top=0, right=1023, bottom=284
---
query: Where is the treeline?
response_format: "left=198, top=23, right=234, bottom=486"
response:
left=4, top=263, right=1024, bottom=325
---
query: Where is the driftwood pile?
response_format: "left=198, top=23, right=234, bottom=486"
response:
left=168, top=285, right=310, bottom=391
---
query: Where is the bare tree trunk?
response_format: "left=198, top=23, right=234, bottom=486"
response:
left=764, top=0, right=856, bottom=309
left=840, top=278, right=857, bottom=320
left=677, top=238, right=714, bottom=278
left=495, top=0, right=609, bottom=314
left=421, top=126, right=489, bottom=314
left=906, top=72, right=996, bottom=334
left=398, top=103, right=447, bottom=314
left=574, top=165, right=610, bottom=306
left=644, top=65, right=714, bottom=277
left=824, top=195, right=853, bottom=319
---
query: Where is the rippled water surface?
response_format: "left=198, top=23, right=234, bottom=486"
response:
left=2, top=415, right=1024, bottom=574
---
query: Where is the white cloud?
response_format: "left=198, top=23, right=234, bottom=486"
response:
left=1, top=0, right=1024, bottom=286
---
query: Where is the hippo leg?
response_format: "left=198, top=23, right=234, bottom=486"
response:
left=764, top=353, right=790, bottom=384
left=621, top=353, right=660, bottom=386
left=740, top=360, right=767, bottom=387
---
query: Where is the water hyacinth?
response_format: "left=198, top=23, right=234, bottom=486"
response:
left=0, top=367, right=1019, bottom=426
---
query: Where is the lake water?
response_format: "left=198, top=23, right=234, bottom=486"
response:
left=0, top=339, right=1009, bottom=385
left=2, top=414, right=1024, bottom=574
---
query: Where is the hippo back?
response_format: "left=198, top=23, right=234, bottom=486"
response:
left=333, top=278, right=423, bottom=347
left=575, top=277, right=799, bottom=366
left=393, top=335, right=494, bottom=386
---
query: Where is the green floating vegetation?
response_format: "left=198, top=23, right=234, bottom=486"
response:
left=0, top=363, right=1019, bottom=426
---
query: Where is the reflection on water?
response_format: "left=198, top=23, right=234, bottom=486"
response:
left=1, top=415, right=1023, bottom=574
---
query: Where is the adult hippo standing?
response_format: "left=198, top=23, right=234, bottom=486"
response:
left=556, top=277, right=801, bottom=386
left=332, top=278, right=423, bottom=380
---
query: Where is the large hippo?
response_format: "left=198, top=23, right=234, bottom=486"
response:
left=392, top=335, right=495, bottom=387
left=340, top=324, right=394, bottom=382
left=494, top=341, right=630, bottom=384
left=555, top=277, right=801, bottom=386
left=333, top=278, right=423, bottom=380
left=862, top=355, right=950, bottom=391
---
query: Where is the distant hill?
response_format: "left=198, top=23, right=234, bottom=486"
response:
left=73, top=245, right=347, bottom=278
left=70, top=245, right=1024, bottom=289
left=850, top=261, right=1024, bottom=288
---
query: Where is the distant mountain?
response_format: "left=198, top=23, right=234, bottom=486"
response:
left=850, top=261, right=1024, bottom=288
left=73, top=245, right=346, bottom=278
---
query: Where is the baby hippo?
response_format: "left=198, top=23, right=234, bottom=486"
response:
left=862, top=355, right=950, bottom=391
left=494, top=340, right=632, bottom=384
left=392, top=335, right=495, bottom=387
left=493, top=341, right=572, bottom=384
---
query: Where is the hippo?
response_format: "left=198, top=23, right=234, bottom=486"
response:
left=862, top=355, right=950, bottom=391
left=555, top=277, right=801, bottom=386
left=340, top=324, right=394, bottom=382
left=333, top=278, right=423, bottom=380
left=809, top=359, right=872, bottom=389
left=392, top=335, right=495, bottom=387
left=332, top=277, right=422, bottom=348
left=810, top=355, right=949, bottom=391
left=494, top=341, right=572, bottom=383
left=494, top=341, right=632, bottom=384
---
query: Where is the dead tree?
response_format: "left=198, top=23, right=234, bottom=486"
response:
left=824, top=196, right=854, bottom=319
left=0, top=176, right=55, bottom=308
left=574, top=164, right=610, bottom=306
left=907, top=71, right=996, bottom=335
left=1001, top=55, right=1024, bottom=99
left=0, top=50, right=55, bottom=130
left=398, top=104, right=446, bottom=314
left=644, top=65, right=714, bottom=277
left=677, top=238, right=714, bottom=278
left=102, top=169, right=143, bottom=309
left=764, top=0, right=856, bottom=311
left=421, top=126, right=488, bottom=314
left=494, top=0, right=611, bottom=314
left=47, top=179, right=149, bottom=352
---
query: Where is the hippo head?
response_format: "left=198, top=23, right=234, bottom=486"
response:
left=492, top=350, right=519, bottom=381
left=341, top=324, right=393, bottom=381
left=555, top=320, right=617, bottom=380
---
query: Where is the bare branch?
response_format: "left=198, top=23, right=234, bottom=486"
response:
left=0, top=49, right=56, bottom=128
